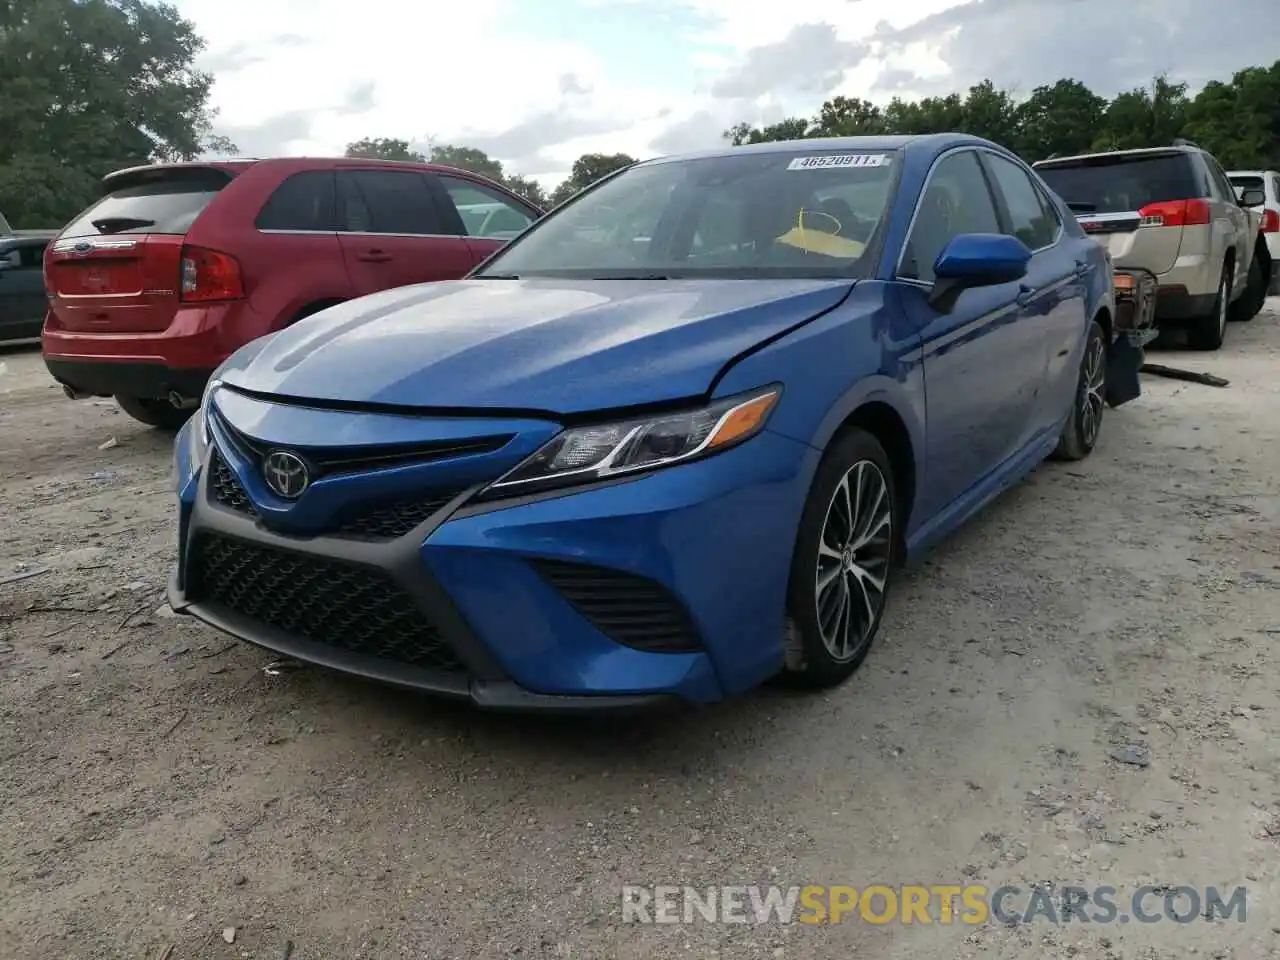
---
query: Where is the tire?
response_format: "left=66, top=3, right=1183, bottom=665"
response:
left=1187, top=263, right=1231, bottom=351
left=114, top=394, right=193, bottom=430
left=1228, top=251, right=1267, bottom=323
left=780, top=428, right=898, bottom=689
left=1050, top=319, right=1106, bottom=462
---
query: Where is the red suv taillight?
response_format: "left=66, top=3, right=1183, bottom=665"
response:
left=180, top=245, right=244, bottom=302
left=1262, top=209, right=1280, bottom=234
left=1137, top=199, right=1211, bottom=227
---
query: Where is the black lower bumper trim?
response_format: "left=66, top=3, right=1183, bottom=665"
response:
left=44, top=357, right=212, bottom=400
left=167, top=574, right=677, bottom=713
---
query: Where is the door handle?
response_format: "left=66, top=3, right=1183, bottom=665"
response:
left=1016, top=283, right=1036, bottom=306
left=357, top=250, right=392, bottom=263
left=1074, top=259, right=1089, bottom=276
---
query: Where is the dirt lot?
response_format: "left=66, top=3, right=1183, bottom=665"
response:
left=1, top=308, right=1279, bottom=960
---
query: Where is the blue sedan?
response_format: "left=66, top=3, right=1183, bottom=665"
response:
left=168, top=134, right=1118, bottom=710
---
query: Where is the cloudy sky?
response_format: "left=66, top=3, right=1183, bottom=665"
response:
left=175, top=0, right=1271, bottom=187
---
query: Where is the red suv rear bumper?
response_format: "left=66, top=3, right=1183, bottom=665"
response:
left=41, top=300, right=271, bottom=401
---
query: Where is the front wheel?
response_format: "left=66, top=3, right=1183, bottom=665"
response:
left=1050, top=318, right=1106, bottom=462
left=114, top=395, right=193, bottom=431
left=781, top=428, right=897, bottom=689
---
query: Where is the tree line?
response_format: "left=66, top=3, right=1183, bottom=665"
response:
left=2, top=0, right=1277, bottom=227
left=342, top=138, right=635, bottom=210
left=723, top=65, right=1280, bottom=168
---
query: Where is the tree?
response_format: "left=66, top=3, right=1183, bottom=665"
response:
left=724, top=117, right=814, bottom=145
left=427, top=144, right=505, bottom=182
left=503, top=174, right=548, bottom=208
left=0, top=0, right=234, bottom=227
left=815, top=97, right=885, bottom=137
left=1093, top=75, right=1190, bottom=152
left=344, top=137, right=425, bottom=162
left=548, top=152, right=637, bottom=207
left=1015, top=80, right=1108, bottom=161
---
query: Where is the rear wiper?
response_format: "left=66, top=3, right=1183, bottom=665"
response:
left=91, top=216, right=155, bottom=234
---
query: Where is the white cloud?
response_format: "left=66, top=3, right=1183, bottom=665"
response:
left=183, top=0, right=1269, bottom=188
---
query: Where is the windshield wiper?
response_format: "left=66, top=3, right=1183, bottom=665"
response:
left=589, top=273, right=673, bottom=280
left=92, top=216, right=155, bottom=233
left=474, top=273, right=520, bottom=279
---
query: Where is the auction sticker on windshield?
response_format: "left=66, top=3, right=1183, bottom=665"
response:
left=787, top=154, right=890, bottom=171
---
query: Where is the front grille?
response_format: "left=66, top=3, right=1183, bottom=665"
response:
left=208, top=450, right=257, bottom=517
left=334, top=490, right=464, bottom=541
left=529, top=558, right=702, bottom=653
left=189, top=534, right=464, bottom=672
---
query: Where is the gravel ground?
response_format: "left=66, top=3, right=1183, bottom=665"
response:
left=1, top=306, right=1278, bottom=960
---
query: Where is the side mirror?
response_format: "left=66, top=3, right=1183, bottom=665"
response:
left=928, top=233, right=1031, bottom=311
left=1239, top=187, right=1265, bottom=208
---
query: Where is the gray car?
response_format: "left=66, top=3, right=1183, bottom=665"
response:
left=1035, top=142, right=1271, bottom=350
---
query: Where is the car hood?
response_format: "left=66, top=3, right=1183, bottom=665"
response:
left=219, top=277, right=854, bottom=414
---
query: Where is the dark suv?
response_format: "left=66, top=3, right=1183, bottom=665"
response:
left=42, top=157, right=543, bottom=427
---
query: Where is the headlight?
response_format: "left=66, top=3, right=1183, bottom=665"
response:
left=479, top=385, right=781, bottom=499
left=189, top=377, right=221, bottom=465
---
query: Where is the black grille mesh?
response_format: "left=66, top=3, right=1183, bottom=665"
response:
left=334, top=491, right=462, bottom=541
left=189, top=534, right=464, bottom=672
left=208, top=450, right=257, bottom=517
left=529, top=558, right=702, bottom=653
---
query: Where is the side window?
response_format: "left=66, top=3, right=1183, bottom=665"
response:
left=900, top=151, right=1001, bottom=284
left=985, top=154, right=1058, bottom=250
left=1204, top=157, right=1234, bottom=202
left=255, top=171, right=336, bottom=231
left=1271, top=174, right=1280, bottom=204
left=337, top=170, right=445, bottom=235
left=436, top=176, right=535, bottom=239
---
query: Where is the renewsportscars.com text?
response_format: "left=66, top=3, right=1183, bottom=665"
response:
left=621, top=884, right=1248, bottom=926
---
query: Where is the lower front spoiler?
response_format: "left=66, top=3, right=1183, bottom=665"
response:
left=166, top=573, right=678, bottom=714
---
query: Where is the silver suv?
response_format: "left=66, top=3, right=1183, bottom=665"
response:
left=1035, top=142, right=1270, bottom=350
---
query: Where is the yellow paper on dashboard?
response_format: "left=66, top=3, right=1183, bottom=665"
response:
left=774, top=208, right=866, bottom=258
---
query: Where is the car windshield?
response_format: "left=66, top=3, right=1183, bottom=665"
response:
left=476, top=149, right=899, bottom=279
left=1036, top=154, right=1198, bottom=214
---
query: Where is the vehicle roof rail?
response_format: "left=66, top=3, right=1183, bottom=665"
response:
left=1172, top=138, right=1200, bottom=149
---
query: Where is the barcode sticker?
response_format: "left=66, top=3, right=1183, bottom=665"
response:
left=786, top=154, right=889, bottom=171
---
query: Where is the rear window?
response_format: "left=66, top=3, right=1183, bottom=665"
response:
left=1036, top=154, right=1199, bottom=214
left=60, top=167, right=234, bottom=238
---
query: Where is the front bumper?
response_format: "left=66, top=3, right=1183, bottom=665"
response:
left=169, top=412, right=819, bottom=710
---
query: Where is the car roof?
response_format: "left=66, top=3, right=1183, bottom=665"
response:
left=643, top=133, right=1012, bottom=168
left=1227, top=169, right=1275, bottom=177
left=103, top=156, right=511, bottom=186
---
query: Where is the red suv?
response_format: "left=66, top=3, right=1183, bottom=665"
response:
left=41, top=157, right=543, bottom=427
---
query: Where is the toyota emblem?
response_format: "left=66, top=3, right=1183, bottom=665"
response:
left=263, top=450, right=310, bottom=499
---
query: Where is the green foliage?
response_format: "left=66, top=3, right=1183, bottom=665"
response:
left=548, top=153, right=638, bottom=207
left=427, top=144, right=505, bottom=182
left=0, top=0, right=233, bottom=228
left=343, top=137, right=425, bottom=162
left=723, top=64, right=1280, bottom=169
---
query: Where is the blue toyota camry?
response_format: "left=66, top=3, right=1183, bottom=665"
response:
left=169, top=134, right=1118, bottom=710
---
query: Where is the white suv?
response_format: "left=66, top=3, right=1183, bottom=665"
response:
left=1035, top=143, right=1271, bottom=350
left=1227, top=169, right=1280, bottom=295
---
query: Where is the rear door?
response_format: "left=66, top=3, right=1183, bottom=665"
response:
left=430, top=174, right=539, bottom=266
left=1034, top=152, right=1199, bottom=277
left=44, top=166, right=235, bottom=332
left=1202, top=155, right=1253, bottom=291
left=335, top=169, right=475, bottom=295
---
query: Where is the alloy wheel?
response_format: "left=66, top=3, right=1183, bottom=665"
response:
left=1080, top=333, right=1106, bottom=448
left=814, top=460, right=893, bottom=661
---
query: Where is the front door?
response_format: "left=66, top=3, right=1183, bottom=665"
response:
left=0, top=243, right=50, bottom=340
left=335, top=168, right=476, bottom=296
left=895, top=149, right=1044, bottom=521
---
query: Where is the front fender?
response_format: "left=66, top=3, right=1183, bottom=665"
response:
left=712, top=283, right=926, bottom=505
